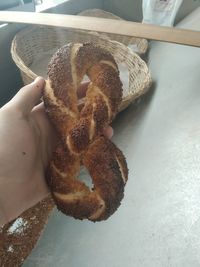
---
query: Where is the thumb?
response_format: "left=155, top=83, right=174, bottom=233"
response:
left=6, top=77, right=45, bottom=114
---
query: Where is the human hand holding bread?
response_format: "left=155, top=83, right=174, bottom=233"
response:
left=0, top=43, right=128, bottom=226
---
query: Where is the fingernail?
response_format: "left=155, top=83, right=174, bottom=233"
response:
left=108, top=127, right=114, bottom=139
left=33, top=76, right=45, bottom=85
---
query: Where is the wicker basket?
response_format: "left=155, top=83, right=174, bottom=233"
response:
left=11, top=26, right=151, bottom=112
left=78, top=9, right=148, bottom=55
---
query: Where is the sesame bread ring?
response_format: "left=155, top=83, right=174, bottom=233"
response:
left=44, top=43, right=128, bottom=221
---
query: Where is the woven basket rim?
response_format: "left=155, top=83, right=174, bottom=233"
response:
left=11, top=25, right=150, bottom=76
left=11, top=25, right=152, bottom=111
left=11, top=27, right=112, bottom=79
left=11, top=34, right=37, bottom=80
left=78, top=8, right=123, bottom=20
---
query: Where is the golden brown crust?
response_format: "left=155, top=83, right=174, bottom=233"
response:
left=47, top=44, right=74, bottom=107
left=43, top=42, right=128, bottom=221
left=83, top=137, right=127, bottom=220
left=75, top=43, right=117, bottom=80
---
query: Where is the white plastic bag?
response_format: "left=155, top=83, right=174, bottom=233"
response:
left=142, top=0, right=183, bottom=26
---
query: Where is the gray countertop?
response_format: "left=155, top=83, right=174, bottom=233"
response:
left=24, top=19, right=200, bottom=267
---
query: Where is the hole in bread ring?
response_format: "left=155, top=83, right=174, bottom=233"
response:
left=47, top=136, right=128, bottom=221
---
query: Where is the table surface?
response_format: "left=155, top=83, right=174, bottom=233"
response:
left=24, top=17, right=200, bottom=267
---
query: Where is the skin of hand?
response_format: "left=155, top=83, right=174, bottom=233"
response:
left=0, top=77, right=113, bottom=226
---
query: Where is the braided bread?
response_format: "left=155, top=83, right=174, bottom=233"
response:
left=43, top=43, right=128, bottom=221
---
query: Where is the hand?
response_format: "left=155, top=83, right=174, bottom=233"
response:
left=0, top=77, right=54, bottom=226
left=0, top=78, right=113, bottom=226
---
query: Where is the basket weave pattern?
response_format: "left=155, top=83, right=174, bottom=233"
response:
left=11, top=26, right=151, bottom=111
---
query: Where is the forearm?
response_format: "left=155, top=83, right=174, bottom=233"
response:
left=0, top=195, right=8, bottom=226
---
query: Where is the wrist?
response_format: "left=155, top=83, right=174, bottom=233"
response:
left=0, top=172, right=49, bottom=227
left=0, top=200, right=9, bottom=226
